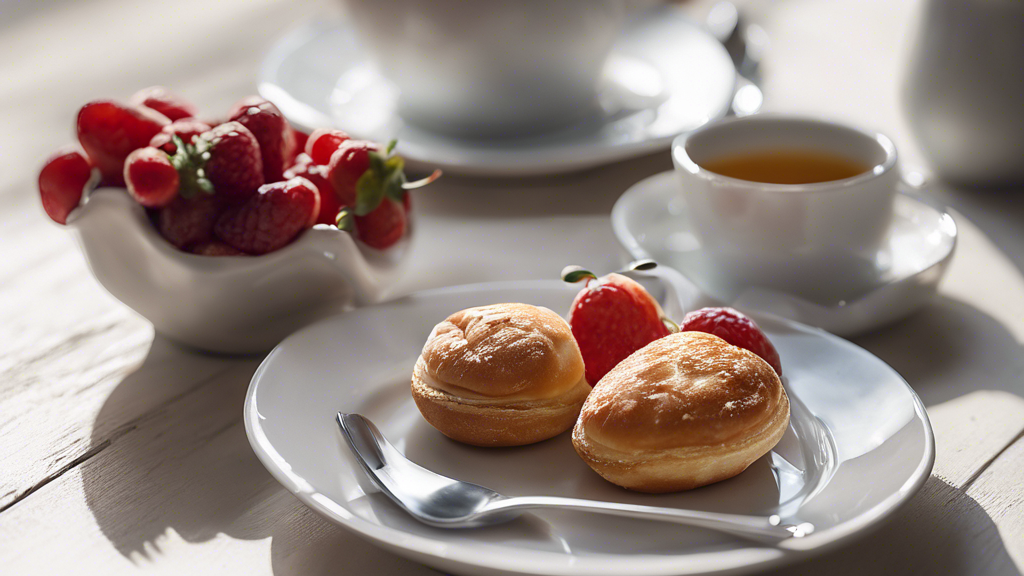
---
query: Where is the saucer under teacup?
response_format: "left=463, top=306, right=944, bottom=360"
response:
left=258, top=7, right=736, bottom=176
left=612, top=171, right=957, bottom=336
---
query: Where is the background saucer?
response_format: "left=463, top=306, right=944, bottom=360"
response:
left=612, top=171, right=957, bottom=336
left=259, top=8, right=736, bottom=176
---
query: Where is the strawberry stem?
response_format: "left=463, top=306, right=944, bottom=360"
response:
left=402, top=169, right=442, bottom=190
left=662, top=317, right=680, bottom=333
left=336, top=207, right=354, bottom=231
left=561, top=265, right=598, bottom=284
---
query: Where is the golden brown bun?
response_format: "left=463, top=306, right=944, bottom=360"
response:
left=572, top=331, right=789, bottom=492
left=412, top=303, right=589, bottom=447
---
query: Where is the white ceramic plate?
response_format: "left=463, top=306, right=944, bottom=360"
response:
left=612, top=171, right=958, bottom=337
left=257, top=8, right=735, bottom=176
left=245, top=280, right=934, bottom=576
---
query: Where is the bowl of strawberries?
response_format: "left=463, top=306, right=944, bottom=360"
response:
left=39, top=87, right=434, bottom=354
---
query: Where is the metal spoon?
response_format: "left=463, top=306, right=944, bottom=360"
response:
left=337, top=413, right=814, bottom=543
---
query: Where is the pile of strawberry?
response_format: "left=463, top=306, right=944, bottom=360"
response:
left=563, top=263, right=783, bottom=384
left=38, top=86, right=430, bottom=255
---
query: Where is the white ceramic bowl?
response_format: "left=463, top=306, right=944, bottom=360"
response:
left=66, top=188, right=412, bottom=354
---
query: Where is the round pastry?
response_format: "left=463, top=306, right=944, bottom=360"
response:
left=412, top=303, right=590, bottom=447
left=572, top=331, right=789, bottom=492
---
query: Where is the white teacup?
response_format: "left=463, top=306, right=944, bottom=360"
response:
left=671, top=116, right=899, bottom=302
left=344, top=0, right=628, bottom=138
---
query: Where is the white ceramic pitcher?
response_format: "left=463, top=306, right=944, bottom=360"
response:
left=904, top=0, right=1024, bottom=185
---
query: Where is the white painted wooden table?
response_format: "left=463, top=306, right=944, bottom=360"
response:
left=2, top=0, right=1022, bottom=574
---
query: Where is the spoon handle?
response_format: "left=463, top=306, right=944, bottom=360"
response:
left=489, top=496, right=813, bottom=543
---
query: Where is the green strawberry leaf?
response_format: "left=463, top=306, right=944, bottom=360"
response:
left=336, top=207, right=355, bottom=231
left=561, top=265, right=598, bottom=284
left=383, top=155, right=407, bottom=202
left=171, top=135, right=206, bottom=199
left=354, top=169, right=385, bottom=216
left=385, top=154, right=404, bottom=174
left=196, top=175, right=214, bottom=195
left=662, top=317, right=680, bottom=334
left=354, top=147, right=409, bottom=214
left=368, top=150, right=387, bottom=178
left=383, top=170, right=406, bottom=203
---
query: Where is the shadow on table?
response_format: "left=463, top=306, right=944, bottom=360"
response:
left=760, top=293, right=1024, bottom=576
left=763, top=476, right=1021, bottom=576
left=79, top=334, right=438, bottom=573
left=80, top=336, right=266, bottom=557
left=78, top=297, right=1021, bottom=574
left=852, top=295, right=1024, bottom=406
left=928, top=181, right=1024, bottom=277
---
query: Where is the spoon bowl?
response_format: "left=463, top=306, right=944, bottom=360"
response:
left=337, top=413, right=814, bottom=541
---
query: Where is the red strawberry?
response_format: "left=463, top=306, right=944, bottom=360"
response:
left=355, top=197, right=406, bottom=249
left=290, top=128, right=310, bottom=164
left=124, top=147, right=179, bottom=208
left=158, top=194, right=223, bottom=249
left=326, top=140, right=378, bottom=207
left=149, top=119, right=212, bottom=154
left=284, top=160, right=338, bottom=226
left=306, top=128, right=351, bottom=165
left=214, top=177, right=320, bottom=255
left=77, top=100, right=169, bottom=186
left=680, top=307, right=783, bottom=376
left=190, top=241, right=247, bottom=256
left=195, top=122, right=264, bottom=201
left=287, top=152, right=314, bottom=173
left=228, top=96, right=290, bottom=183
left=38, top=146, right=97, bottom=224
left=130, top=86, right=198, bottom=122
left=565, top=269, right=671, bottom=385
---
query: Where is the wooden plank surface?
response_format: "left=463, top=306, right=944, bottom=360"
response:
left=2, top=0, right=1024, bottom=574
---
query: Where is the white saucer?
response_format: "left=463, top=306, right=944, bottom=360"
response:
left=245, top=280, right=933, bottom=576
left=258, top=8, right=736, bottom=176
left=612, top=171, right=958, bottom=337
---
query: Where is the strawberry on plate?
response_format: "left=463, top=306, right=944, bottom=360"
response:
left=680, top=307, right=783, bottom=376
left=124, top=147, right=179, bottom=208
left=38, top=146, right=98, bottom=225
left=77, top=100, right=169, bottom=186
left=130, top=86, right=198, bottom=122
left=214, top=177, right=321, bottom=255
left=228, top=96, right=292, bottom=183
left=563, top=266, right=672, bottom=385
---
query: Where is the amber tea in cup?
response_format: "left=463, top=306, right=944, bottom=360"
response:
left=671, top=116, right=899, bottom=302
left=699, top=149, right=871, bottom=185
